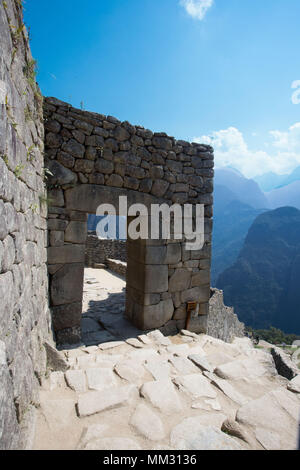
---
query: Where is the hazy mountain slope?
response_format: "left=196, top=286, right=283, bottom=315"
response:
left=215, top=168, right=269, bottom=209
left=254, top=172, right=288, bottom=192
left=216, top=207, right=300, bottom=334
left=267, top=180, right=300, bottom=210
left=212, top=195, right=266, bottom=284
left=254, top=166, right=300, bottom=192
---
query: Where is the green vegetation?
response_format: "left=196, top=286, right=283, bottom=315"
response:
left=246, top=326, right=300, bottom=346
left=1, top=154, right=9, bottom=166
left=14, top=163, right=24, bottom=178
left=24, top=105, right=33, bottom=122
left=23, top=59, right=37, bottom=87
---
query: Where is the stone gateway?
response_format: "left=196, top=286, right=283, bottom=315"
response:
left=44, top=97, right=214, bottom=345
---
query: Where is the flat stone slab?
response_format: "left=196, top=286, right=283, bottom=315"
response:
left=188, top=355, right=214, bottom=373
left=49, top=372, right=65, bottom=391
left=96, top=354, right=123, bottom=366
left=114, top=360, right=145, bottom=384
left=215, top=358, right=268, bottom=380
left=76, top=355, right=97, bottom=369
left=208, top=374, right=249, bottom=406
left=174, top=374, right=218, bottom=400
left=141, top=379, right=183, bottom=414
left=186, top=345, right=206, bottom=357
left=147, top=330, right=172, bottom=347
left=65, top=370, right=87, bottom=393
left=84, top=438, right=141, bottom=450
left=287, top=374, right=300, bottom=393
left=169, top=356, right=199, bottom=375
left=126, top=338, right=144, bottom=349
left=138, top=334, right=152, bottom=345
left=77, top=385, right=136, bottom=417
left=130, top=404, right=166, bottom=441
left=145, top=358, right=171, bottom=381
left=40, top=398, right=76, bottom=431
left=236, top=389, right=300, bottom=450
left=204, top=352, right=234, bottom=367
left=127, top=348, right=160, bottom=363
left=86, top=368, right=118, bottom=391
left=166, top=344, right=190, bottom=356
left=170, top=419, right=244, bottom=450
left=180, top=330, right=200, bottom=340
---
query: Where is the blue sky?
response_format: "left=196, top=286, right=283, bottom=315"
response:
left=24, top=0, right=300, bottom=177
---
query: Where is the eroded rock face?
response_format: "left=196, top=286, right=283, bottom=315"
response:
left=0, top=0, right=51, bottom=450
left=271, top=347, right=299, bottom=380
left=206, top=289, right=245, bottom=342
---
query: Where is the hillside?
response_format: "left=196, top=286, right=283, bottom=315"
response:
left=215, top=168, right=269, bottom=209
left=216, top=207, right=300, bottom=334
left=267, top=180, right=300, bottom=210
left=212, top=197, right=266, bottom=283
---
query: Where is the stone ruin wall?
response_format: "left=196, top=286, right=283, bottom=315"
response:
left=0, top=0, right=52, bottom=450
left=44, top=97, right=214, bottom=344
left=0, top=0, right=246, bottom=451
left=85, top=236, right=127, bottom=267
left=207, top=289, right=245, bottom=343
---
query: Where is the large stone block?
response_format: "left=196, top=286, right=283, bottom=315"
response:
left=127, top=260, right=168, bottom=294
left=126, top=286, right=161, bottom=307
left=181, top=286, right=210, bottom=304
left=62, top=139, right=85, bottom=159
left=131, top=299, right=174, bottom=330
left=51, top=302, right=82, bottom=331
left=191, top=270, right=210, bottom=287
left=65, top=221, right=87, bottom=244
left=50, top=263, right=84, bottom=306
left=48, top=245, right=85, bottom=264
left=47, top=160, right=77, bottom=186
left=169, top=269, right=191, bottom=293
left=48, top=189, right=64, bottom=208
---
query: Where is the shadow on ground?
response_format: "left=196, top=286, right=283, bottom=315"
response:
left=81, top=288, right=143, bottom=346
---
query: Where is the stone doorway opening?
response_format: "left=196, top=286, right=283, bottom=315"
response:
left=81, top=214, right=136, bottom=346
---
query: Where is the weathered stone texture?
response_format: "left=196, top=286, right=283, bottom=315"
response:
left=43, top=35, right=214, bottom=344
left=0, top=0, right=51, bottom=449
left=206, top=289, right=245, bottom=342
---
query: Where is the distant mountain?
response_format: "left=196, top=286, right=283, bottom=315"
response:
left=267, top=181, right=300, bottom=210
left=254, top=172, right=288, bottom=192
left=216, top=207, right=300, bottom=334
left=254, top=166, right=300, bottom=192
left=212, top=198, right=266, bottom=284
left=215, top=168, right=269, bottom=209
left=280, top=166, right=300, bottom=187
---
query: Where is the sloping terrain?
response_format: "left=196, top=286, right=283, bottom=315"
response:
left=33, top=330, right=300, bottom=451
left=217, top=207, right=300, bottom=333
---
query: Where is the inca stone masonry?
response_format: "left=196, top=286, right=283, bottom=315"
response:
left=0, top=0, right=244, bottom=450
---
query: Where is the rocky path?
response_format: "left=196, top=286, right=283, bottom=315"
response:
left=81, top=268, right=142, bottom=346
left=33, top=329, right=300, bottom=450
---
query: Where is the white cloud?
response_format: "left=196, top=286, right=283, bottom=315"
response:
left=194, top=123, right=300, bottom=178
left=180, top=0, right=213, bottom=21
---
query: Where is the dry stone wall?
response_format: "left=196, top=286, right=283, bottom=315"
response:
left=85, top=235, right=127, bottom=267
left=0, top=0, right=51, bottom=450
left=44, top=97, right=214, bottom=344
left=206, top=289, right=245, bottom=343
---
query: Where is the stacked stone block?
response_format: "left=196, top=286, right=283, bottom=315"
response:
left=44, top=96, right=214, bottom=344
left=85, top=235, right=127, bottom=267
left=0, top=0, right=51, bottom=449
